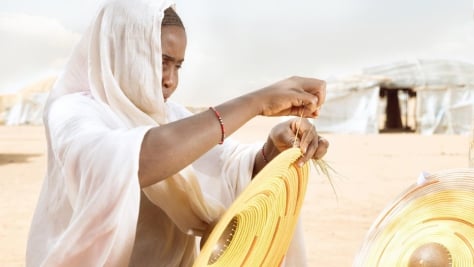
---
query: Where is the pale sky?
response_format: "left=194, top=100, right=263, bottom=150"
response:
left=1, top=0, right=474, bottom=105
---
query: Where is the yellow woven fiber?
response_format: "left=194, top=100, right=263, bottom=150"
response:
left=353, top=168, right=474, bottom=267
left=194, top=147, right=309, bottom=267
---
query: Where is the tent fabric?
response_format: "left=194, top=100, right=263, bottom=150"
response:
left=1, top=77, right=56, bottom=125
left=315, top=59, right=474, bottom=134
left=416, top=86, right=474, bottom=135
left=363, top=59, right=474, bottom=89
left=0, top=94, right=18, bottom=124
left=5, top=93, right=48, bottom=125
left=316, top=78, right=380, bottom=134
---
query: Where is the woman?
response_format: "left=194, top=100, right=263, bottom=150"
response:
left=26, top=0, right=328, bottom=266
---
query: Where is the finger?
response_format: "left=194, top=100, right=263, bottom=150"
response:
left=313, top=107, right=321, bottom=118
left=286, top=118, right=300, bottom=147
left=297, top=124, right=318, bottom=165
left=286, top=131, right=298, bottom=148
left=297, top=138, right=318, bottom=167
left=296, top=120, right=316, bottom=154
left=302, top=104, right=319, bottom=118
left=296, top=76, right=327, bottom=108
left=304, top=108, right=320, bottom=118
left=290, top=106, right=318, bottom=119
left=314, top=136, right=329, bottom=159
left=291, top=119, right=317, bottom=166
left=300, top=93, right=319, bottom=112
left=288, top=93, right=318, bottom=117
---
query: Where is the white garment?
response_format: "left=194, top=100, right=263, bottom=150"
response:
left=26, top=0, right=307, bottom=266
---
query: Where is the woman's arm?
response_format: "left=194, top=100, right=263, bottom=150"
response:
left=138, top=76, right=326, bottom=187
left=139, top=94, right=259, bottom=187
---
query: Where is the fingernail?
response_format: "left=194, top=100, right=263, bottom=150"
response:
left=298, top=161, right=304, bottom=167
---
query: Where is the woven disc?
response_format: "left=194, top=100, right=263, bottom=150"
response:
left=353, top=168, right=474, bottom=267
left=194, top=148, right=309, bottom=267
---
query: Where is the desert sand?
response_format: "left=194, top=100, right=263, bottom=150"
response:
left=0, top=118, right=471, bottom=266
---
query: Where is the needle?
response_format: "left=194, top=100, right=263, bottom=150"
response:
left=293, top=109, right=304, bottom=148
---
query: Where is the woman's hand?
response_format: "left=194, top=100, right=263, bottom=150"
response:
left=264, top=118, right=329, bottom=167
left=250, top=76, right=326, bottom=118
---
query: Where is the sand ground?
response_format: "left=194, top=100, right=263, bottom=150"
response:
left=0, top=118, right=470, bottom=266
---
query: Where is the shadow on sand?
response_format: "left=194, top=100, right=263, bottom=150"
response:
left=0, top=153, right=42, bottom=166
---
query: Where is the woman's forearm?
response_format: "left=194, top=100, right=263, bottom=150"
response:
left=138, top=93, right=261, bottom=187
left=252, top=136, right=280, bottom=177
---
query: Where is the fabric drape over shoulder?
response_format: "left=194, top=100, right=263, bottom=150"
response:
left=26, top=0, right=307, bottom=266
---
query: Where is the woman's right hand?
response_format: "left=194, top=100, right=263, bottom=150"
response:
left=251, top=76, right=326, bottom=118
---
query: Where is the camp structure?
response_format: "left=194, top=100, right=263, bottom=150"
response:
left=0, top=77, right=56, bottom=126
left=316, top=59, right=474, bottom=135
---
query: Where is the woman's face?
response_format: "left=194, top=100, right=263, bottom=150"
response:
left=161, top=25, right=187, bottom=101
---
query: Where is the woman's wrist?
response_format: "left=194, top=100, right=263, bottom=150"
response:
left=252, top=138, right=280, bottom=177
left=240, top=91, right=265, bottom=116
left=263, top=137, right=279, bottom=162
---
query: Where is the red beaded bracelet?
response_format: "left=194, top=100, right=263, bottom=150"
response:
left=209, top=107, right=225, bottom=144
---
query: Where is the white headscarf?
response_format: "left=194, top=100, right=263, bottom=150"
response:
left=47, top=0, right=224, bottom=235
left=49, top=0, right=169, bottom=126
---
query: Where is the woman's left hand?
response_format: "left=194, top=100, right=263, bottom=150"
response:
left=264, top=118, right=329, bottom=167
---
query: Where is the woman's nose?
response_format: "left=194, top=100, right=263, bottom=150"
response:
left=162, top=68, right=177, bottom=89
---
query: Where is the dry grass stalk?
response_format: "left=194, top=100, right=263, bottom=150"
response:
left=311, top=158, right=339, bottom=201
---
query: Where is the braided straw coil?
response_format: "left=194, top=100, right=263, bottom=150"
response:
left=194, top=147, right=309, bottom=267
left=353, top=168, right=474, bottom=267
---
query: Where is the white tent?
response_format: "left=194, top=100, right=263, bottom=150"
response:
left=316, top=76, right=381, bottom=134
left=0, top=77, right=56, bottom=125
left=316, top=59, right=474, bottom=135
